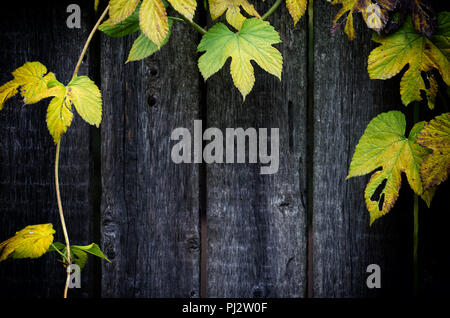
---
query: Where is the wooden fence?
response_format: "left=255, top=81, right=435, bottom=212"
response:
left=0, top=0, right=448, bottom=298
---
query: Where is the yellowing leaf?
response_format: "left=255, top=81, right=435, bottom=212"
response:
left=168, top=0, right=197, bottom=21
left=12, top=62, right=56, bottom=104
left=198, top=18, right=283, bottom=100
left=109, top=0, right=140, bottom=24
left=0, top=224, right=55, bottom=262
left=331, top=0, right=395, bottom=40
left=286, top=0, right=307, bottom=27
left=0, top=80, right=20, bottom=110
left=347, top=111, right=434, bottom=225
left=100, top=4, right=141, bottom=38
left=67, top=76, right=102, bottom=127
left=416, top=112, right=450, bottom=190
left=46, top=82, right=74, bottom=144
left=127, top=20, right=173, bottom=63
left=406, top=0, right=437, bottom=37
left=361, top=3, right=384, bottom=32
left=140, top=0, right=169, bottom=47
left=209, top=0, right=261, bottom=30
left=95, top=0, right=100, bottom=11
left=368, top=13, right=450, bottom=109
left=0, top=62, right=61, bottom=110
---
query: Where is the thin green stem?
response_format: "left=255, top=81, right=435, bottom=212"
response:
left=168, top=16, right=184, bottom=23
left=262, top=0, right=283, bottom=20
left=51, top=243, right=68, bottom=263
left=413, top=193, right=419, bottom=296
left=72, top=5, right=110, bottom=79
left=413, top=101, right=420, bottom=296
left=56, top=4, right=110, bottom=298
left=176, top=13, right=207, bottom=35
left=55, top=141, right=72, bottom=298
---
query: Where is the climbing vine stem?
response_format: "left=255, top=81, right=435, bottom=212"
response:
left=262, top=0, right=283, bottom=20
left=413, top=101, right=420, bottom=296
left=56, top=4, right=110, bottom=298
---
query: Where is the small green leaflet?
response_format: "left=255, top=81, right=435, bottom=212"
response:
left=0, top=62, right=103, bottom=144
left=127, top=19, right=173, bottom=63
left=99, top=4, right=141, bottom=38
left=347, top=111, right=435, bottom=225
left=198, top=18, right=283, bottom=100
left=67, top=76, right=102, bottom=128
left=48, top=242, right=110, bottom=269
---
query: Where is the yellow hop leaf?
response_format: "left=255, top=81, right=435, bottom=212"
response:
left=417, top=113, right=450, bottom=190
left=140, top=0, right=169, bottom=48
left=331, top=0, right=394, bottom=40
left=368, top=13, right=450, bottom=109
left=286, top=0, right=308, bottom=27
left=0, top=62, right=60, bottom=110
left=46, top=82, right=74, bottom=144
left=198, top=18, right=283, bottom=100
left=0, top=224, right=55, bottom=262
left=67, top=76, right=103, bottom=127
left=168, top=0, right=197, bottom=21
left=347, top=111, right=435, bottom=225
left=209, top=0, right=261, bottom=30
left=95, top=0, right=100, bottom=11
left=109, top=0, right=140, bottom=24
left=0, top=80, right=20, bottom=110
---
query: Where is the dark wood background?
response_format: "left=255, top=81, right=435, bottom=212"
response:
left=0, top=0, right=448, bottom=298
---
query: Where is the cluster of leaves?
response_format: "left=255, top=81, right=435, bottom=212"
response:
left=0, top=62, right=102, bottom=144
left=331, top=0, right=438, bottom=39
left=0, top=224, right=109, bottom=269
left=332, top=1, right=448, bottom=109
left=348, top=111, right=449, bottom=225
left=99, top=0, right=311, bottom=100
left=340, top=0, right=449, bottom=224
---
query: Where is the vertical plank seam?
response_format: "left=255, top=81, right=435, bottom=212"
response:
left=88, top=1, right=104, bottom=297
left=306, top=0, right=315, bottom=299
left=198, top=5, right=208, bottom=299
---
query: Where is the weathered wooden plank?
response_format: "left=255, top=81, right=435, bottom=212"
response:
left=0, top=0, right=96, bottom=297
left=206, top=3, right=308, bottom=297
left=100, top=12, right=202, bottom=297
left=312, top=1, right=415, bottom=297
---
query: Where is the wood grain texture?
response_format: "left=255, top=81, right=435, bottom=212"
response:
left=0, top=0, right=96, bottom=297
left=100, top=13, right=202, bottom=297
left=312, top=0, right=414, bottom=297
left=205, top=3, right=308, bottom=297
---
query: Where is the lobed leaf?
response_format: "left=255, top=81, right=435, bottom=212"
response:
left=348, top=111, right=435, bottom=225
left=368, top=12, right=450, bottom=109
left=0, top=61, right=60, bottom=109
left=286, top=0, right=308, bottom=27
left=209, top=0, right=261, bottom=30
left=198, top=18, right=283, bottom=100
left=416, top=112, right=450, bottom=190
